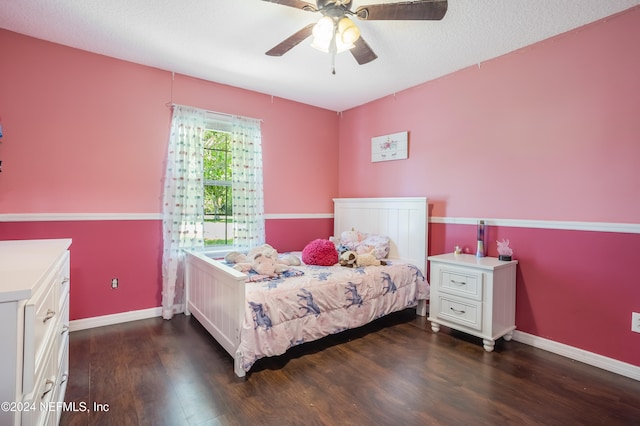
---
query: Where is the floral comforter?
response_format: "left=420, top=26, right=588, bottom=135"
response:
left=237, top=258, right=429, bottom=372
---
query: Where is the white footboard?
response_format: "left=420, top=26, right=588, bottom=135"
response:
left=184, top=250, right=248, bottom=377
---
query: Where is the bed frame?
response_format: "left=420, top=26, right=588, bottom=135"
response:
left=184, top=197, right=428, bottom=377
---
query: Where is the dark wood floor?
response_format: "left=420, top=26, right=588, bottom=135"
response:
left=61, top=310, right=640, bottom=426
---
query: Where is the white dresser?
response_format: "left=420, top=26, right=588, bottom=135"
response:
left=427, top=253, right=517, bottom=352
left=0, top=239, right=71, bottom=426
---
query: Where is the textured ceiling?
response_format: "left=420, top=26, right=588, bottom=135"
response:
left=1, top=0, right=638, bottom=111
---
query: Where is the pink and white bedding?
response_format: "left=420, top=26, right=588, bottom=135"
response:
left=237, top=257, right=429, bottom=372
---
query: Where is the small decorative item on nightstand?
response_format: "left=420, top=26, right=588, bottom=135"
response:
left=476, top=220, right=485, bottom=257
left=497, top=239, right=513, bottom=261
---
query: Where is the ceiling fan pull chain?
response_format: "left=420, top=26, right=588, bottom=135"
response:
left=330, top=26, right=337, bottom=75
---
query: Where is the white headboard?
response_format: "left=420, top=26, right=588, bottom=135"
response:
left=333, top=197, right=428, bottom=274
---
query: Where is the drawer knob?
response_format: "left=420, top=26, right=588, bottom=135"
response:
left=43, top=309, right=56, bottom=323
left=61, top=277, right=70, bottom=285
left=61, top=325, right=70, bottom=335
left=450, top=307, right=466, bottom=315
left=60, top=373, right=69, bottom=385
left=451, top=279, right=467, bottom=285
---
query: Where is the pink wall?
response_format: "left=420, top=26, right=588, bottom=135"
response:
left=338, top=7, right=640, bottom=367
left=338, top=7, right=640, bottom=224
left=0, top=30, right=338, bottom=216
left=0, top=220, right=162, bottom=320
left=266, top=218, right=334, bottom=253
left=0, top=29, right=338, bottom=319
left=0, top=36, right=168, bottom=214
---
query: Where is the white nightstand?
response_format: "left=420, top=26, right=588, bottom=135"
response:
left=427, top=253, right=518, bottom=352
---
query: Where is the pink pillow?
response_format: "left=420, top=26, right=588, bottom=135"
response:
left=302, top=239, right=338, bottom=266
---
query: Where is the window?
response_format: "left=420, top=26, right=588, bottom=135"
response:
left=203, top=114, right=233, bottom=247
left=162, top=105, right=264, bottom=318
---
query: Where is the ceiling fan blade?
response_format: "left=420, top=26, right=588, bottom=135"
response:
left=261, top=0, right=317, bottom=12
left=350, top=36, right=378, bottom=65
left=266, top=23, right=315, bottom=56
left=356, top=0, right=447, bottom=21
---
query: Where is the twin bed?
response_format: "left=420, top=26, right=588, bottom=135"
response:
left=184, top=197, right=429, bottom=377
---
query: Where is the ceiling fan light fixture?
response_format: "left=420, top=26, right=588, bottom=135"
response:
left=335, top=38, right=355, bottom=52
left=337, top=16, right=360, bottom=45
left=312, top=16, right=334, bottom=42
left=311, top=16, right=354, bottom=53
left=310, top=37, right=331, bottom=53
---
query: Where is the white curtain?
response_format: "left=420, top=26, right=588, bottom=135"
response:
left=231, top=116, right=265, bottom=252
left=161, top=105, right=205, bottom=320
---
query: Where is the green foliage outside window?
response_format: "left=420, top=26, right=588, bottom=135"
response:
left=203, top=129, right=233, bottom=246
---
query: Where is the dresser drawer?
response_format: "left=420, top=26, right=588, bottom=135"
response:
left=29, top=276, right=58, bottom=383
left=52, top=341, right=70, bottom=426
left=22, top=342, right=58, bottom=426
left=436, top=294, right=482, bottom=331
left=23, top=252, right=68, bottom=395
left=57, top=252, right=70, bottom=308
left=439, top=267, right=483, bottom=301
left=57, top=292, right=70, bottom=367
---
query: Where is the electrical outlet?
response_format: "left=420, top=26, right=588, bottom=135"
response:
left=111, top=278, right=118, bottom=289
left=633, top=312, right=640, bottom=333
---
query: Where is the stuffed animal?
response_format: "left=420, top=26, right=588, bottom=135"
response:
left=278, top=253, right=302, bottom=266
left=340, top=229, right=364, bottom=246
left=225, top=244, right=301, bottom=274
left=354, top=251, right=386, bottom=267
left=251, top=253, right=288, bottom=277
left=224, top=250, right=248, bottom=264
left=339, top=250, right=357, bottom=268
left=339, top=249, right=387, bottom=268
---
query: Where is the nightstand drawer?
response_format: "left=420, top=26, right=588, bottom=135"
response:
left=436, top=295, right=482, bottom=331
left=440, top=268, right=483, bottom=301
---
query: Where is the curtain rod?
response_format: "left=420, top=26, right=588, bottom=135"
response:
left=165, top=102, right=231, bottom=118
left=165, top=102, right=262, bottom=122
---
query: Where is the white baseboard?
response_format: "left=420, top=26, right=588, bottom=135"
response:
left=69, top=307, right=163, bottom=332
left=512, top=330, right=640, bottom=381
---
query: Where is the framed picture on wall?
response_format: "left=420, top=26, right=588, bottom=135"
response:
left=371, top=131, right=408, bottom=162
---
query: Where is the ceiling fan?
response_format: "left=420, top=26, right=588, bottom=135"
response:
left=263, top=0, right=448, bottom=73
